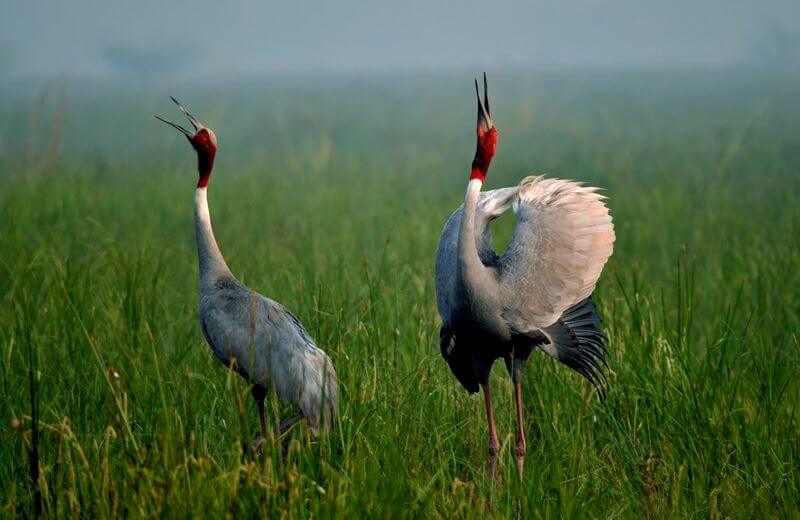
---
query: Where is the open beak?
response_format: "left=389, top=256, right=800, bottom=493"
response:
left=155, top=97, right=202, bottom=138
left=475, top=72, right=494, bottom=133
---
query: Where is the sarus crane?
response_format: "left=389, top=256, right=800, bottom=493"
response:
left=157, top=98, right=338, bottom=444
left=434, top=75, right=615, bottom=481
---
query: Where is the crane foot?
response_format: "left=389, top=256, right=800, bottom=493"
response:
left=250, top=435, right=267, bottom=455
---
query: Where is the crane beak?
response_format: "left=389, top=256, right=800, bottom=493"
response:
left=475, top=72, right=494, bottom=133
left=155, top=96, right=203, bottom=139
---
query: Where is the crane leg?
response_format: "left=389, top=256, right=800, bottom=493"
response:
left=275, top=414, right=304, bottom=436
left=482, top=383, right=500, bottom=488
left=252, top=385, right=268, bottom=437
left=257, top=398, right=268, bottom=437
left=513, top=373, right=527, bottom=479
left=249, top=385, right=269, bottom=455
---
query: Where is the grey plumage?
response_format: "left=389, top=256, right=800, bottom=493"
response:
left=195, top=186, right=338, bottom=433
left=435, top=186, right=517, bottom=277
left=435, top=175, right=615, bottom=394
left=540, top=297, right=609, bottom=399
left=435, top=77, right=614, bottom=484
left=159, top=98, right=338, bottom=438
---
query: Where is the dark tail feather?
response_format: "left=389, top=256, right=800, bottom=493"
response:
left=542, top=297, right=610, bottom=400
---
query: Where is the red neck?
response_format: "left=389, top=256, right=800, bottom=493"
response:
left=195, top=151, right=215, bottom=188
left=197, top=171, right=211, bottom=188
left=469, top=167, right=486, bottom=181
left=197, top=159, right=214, bottom=188
left=471, top=126, right=497, bottom=182
left=190, top=130, right=217, bottom=189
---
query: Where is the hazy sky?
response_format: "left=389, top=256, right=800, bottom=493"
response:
left=2, top=0, right=799, bottom=77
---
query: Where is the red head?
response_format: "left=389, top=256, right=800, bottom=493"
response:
left=470, top=73, right=498, bottom=182
left=156, top=97, right=217, bottom=188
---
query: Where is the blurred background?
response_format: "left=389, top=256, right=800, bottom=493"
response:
left=4, top=0, right=800, bottom=76
left=2, top=0, right=799, bottom=166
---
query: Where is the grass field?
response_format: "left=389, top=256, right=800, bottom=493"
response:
left=1, top=68, right=799, bottom=517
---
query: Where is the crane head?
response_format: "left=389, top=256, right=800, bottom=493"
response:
left=156, top=97, right=217, bottom=187
left=470, top=73, right=498, bottom=182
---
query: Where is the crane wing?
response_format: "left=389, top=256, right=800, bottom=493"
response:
left=499, top=176, right=614, bottom=332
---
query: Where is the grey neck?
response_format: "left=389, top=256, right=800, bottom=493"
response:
left=457, top=179, right=495, bottom=297
left=194, top=187, right=232, bottom=283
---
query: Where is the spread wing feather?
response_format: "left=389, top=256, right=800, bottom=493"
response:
left=499, top=176, right=615, bottom=332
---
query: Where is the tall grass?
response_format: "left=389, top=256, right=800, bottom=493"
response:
left=1, top=69, right=799, bottom=517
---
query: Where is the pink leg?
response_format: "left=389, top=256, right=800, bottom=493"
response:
left=257, top=398, right=268, bottom=437
left=514, top=377, right=527, bottom=479
left=250, top=386, right=268, bottom=454
left=275, top=414, right=303, bottom=436
left=482, top=383, right=500, bottom=486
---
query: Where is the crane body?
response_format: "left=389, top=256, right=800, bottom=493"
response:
left=158, top=99, right=338, bottom=440
left=435, top=76, right=615, bottom=481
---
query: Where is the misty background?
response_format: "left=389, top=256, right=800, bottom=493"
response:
left=2, top=0, right=800, bottom=79
left=1, top=0, right=799, bottom=174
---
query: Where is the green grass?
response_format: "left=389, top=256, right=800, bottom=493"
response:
left=1, top=69, right=799, bottom=517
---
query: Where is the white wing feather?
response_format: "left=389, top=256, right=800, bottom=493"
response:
left=499, top=176, right=615, bottom=331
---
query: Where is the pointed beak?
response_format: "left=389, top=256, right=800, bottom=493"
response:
left=155, top=96, right=203, bottom=138
left=475, top=72, right=494, bottom=133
